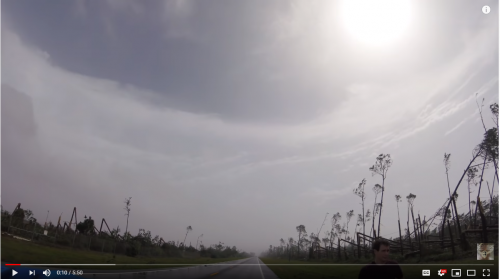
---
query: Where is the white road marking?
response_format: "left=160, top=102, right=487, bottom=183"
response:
left=257, top=257, right=265, bottom=279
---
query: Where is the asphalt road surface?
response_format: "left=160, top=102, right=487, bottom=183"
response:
left=4, top=257, right=280, bottom=279
left=81, top=257, right=279, bottom=279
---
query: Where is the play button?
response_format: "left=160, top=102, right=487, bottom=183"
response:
left=12, top=270, right=18, bottom=276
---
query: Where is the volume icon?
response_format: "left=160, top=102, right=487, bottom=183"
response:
left=43, top=269, right=51, bottom=277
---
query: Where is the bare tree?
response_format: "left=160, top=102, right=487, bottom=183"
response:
left=329, top=212, right=341, bottom=249
left=467, top=167, right=479, bottom=226
left=444, top=153, right=463, bottom=236
left=470, top=201, right=476, bottom=213
left=395, top=195, right=402, bottom=223
left=308, top=232, right=320, bottom=257
left=346, top=210, right=354, bottom=242
left=322, top=237, right=329, bottom=249
left=395, top=195, right=403, bottom=252
left=369, top=154, right=393, bottom=237
left=279, top=238, right=285, bottom=256
left=365, top=210, right=371, bottom=226
left=296, top=225, right=307, bottom=254
left=343, top=210, right=354, bottom=251
left=371, top=184, right=383, bottom=237
left=406, top=193, right=416, bottom=241
left=354, top=213, right=363, bottom=241
left=335, top=223, right=342, bottom=240
left=124, top=197, right=132, bottom=240
left=473, top=153, right=489, bottom=227
left=183, top=226, right=192, bottom=248
left=301, top=238, right=311, bottom=255
left=196, top=234, right=203, bottom=250
left=353, top=178, right=367, bottom=241
left=443, top=155, right=457, bottom=222
left=486, top=180, right=496, bottom=222
left=374, top=203, right=382, bottom=222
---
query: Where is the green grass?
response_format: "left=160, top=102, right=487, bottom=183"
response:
left=259, top=257, right=498, bottom=279
left=1, top=236, right=244, bottom=270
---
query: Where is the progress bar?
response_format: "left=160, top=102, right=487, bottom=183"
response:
left=7, top=264, right=496, bottom=266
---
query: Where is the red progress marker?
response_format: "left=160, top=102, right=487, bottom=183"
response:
left=5, top=264, right=20, bottom=266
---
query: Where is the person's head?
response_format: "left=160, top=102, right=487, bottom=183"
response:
left=372, top=239, right=390, bottom=262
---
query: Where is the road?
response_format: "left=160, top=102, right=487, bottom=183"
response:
left=3, top=257, right=280, bottom=279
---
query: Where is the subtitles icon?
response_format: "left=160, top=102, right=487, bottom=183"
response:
left=422, top=269, right=430, bottom=276
left=438, top=269, right=447, bottom=276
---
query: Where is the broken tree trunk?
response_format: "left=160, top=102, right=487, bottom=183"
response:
left=398, top=220, right=403, bottom=255
left=447, top=220, right=455, bottom=257
left=411, top=207, right=418, bottom=244
left=338, top=238, right=341, bottom=260
left=452, top=198, right=462, bottom=238
left=478, top=196, right=489, bottom=243
left=441, top=151, right=482, bottom=237
left=357, top=233, right=361, bottom=259
left=474, top=156, right=488, bottom=228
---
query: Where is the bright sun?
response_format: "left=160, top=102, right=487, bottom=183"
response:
left=340, top=0, right=412, bottom=47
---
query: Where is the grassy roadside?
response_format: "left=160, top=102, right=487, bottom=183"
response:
left=259, top=257, right=498, bottom=279
left=1, top=236, right=244, bottom=270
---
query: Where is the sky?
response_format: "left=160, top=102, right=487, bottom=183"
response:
left=2, top=0, right=499, bottom=256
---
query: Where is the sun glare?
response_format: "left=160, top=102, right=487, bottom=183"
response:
left=340, top=0, right=412, bottom=47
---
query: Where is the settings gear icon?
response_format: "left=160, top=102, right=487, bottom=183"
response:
left=438, top=269, right=447, bottom=276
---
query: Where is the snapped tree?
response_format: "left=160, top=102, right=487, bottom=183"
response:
left=371, top=184, right=383, bottom=237
left=296, top=224, right=307, bottom=255
left=369, top=154, right=393, bottom=237
left=353, top=178, right=367, bottom=242
left=406, top=193, right=417, bottom=242
left=443, top=153, right=462, bottom=237
left=124, top=197, right=132, bottom=240
left=329, top=213, right=341, bottom=252
left=183, top=226, right=193, bottom=249
left=467, top=166, right=479, bottom=227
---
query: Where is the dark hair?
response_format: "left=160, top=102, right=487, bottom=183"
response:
left=372, top=239, right=390, bottom=251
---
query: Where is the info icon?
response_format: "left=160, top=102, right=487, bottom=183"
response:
left=482, top=6, right=491, bottom=15
left=422, top=269, right=430, bottom=276
left=451, top=269, right=461, bottom=277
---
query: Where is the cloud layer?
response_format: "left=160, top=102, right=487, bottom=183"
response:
left=2, top=0, right=498, bottom=254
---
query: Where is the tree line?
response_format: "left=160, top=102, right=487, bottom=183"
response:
left=1, top=201, right=254, bottom=259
